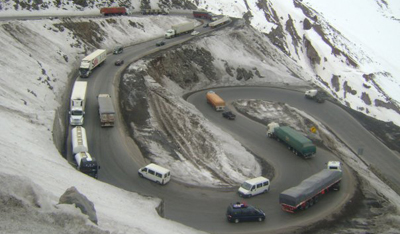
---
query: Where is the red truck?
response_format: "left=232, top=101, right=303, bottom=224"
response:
left=100, top=7, right=127, bottom=16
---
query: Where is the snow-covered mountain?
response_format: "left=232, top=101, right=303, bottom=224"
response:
left=0, top=0, right=400, bottom=233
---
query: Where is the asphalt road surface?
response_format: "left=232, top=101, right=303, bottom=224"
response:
left=63, top=15, right=398, bottom=233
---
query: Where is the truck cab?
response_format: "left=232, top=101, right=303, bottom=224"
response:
left=327, top=161, right=342, bottom=171
left=266, top=122, right=280, bottom=137
left=165, top=29, right=175, bottom=39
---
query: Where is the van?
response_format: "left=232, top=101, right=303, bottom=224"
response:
left=238, top=177, right=270, bottom=197
left=138, top=163, right=171, bottom=185
left=113, top=46, right=123, bottom=54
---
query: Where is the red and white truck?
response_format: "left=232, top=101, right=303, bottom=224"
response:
left=100, top=7, right=127, bottom=16
left=279, top=161, right=342, bottom=213
left=79, top=49, right=107, bottom=78
left=206, top=91, right=225, bottom=111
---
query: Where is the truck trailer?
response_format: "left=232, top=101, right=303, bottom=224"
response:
left=100, top=7, right=127, bottom=16
left=279, top=162, right=342, bottom=213
left=192, top=10, right=217, bottom=21
left=209, top=16, right=230, bottom=28
left=165, top=22, right=195, bottom=39
left=69, top=81, right=87, bottom=126
left=206, top=91, right=225, bottom=111
left=267, top=122, right=316, bottom=158
left=142, top=9, right=168, bottom=15
left=79, top=49, right=107, bottom=78
left=98, top=94, right=115, bottom=127
left=71, top=126, right=98, bottom=178
left=71, top=126, right=89, bottom=154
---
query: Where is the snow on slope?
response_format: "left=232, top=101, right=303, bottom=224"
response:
left=195, top=0, right=400, bottom=126
left=0, top=16, right=205, bottom=234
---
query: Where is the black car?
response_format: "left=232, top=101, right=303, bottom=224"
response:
left=114, top=59, right=124, bottom=66
left=226, top=202, right=265, bottom=223
left=222, top=111, right=236, bottom=120
left=113, top=46, right=123, bottom=54
left=156, top=41, right=165, bottom=47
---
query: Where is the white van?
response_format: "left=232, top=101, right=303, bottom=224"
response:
left=238, top=177, right=270, bottom=197
left=138, top=163, right=171, bottom=185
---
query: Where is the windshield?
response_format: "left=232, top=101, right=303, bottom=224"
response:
left=240, top=182, right=252, bottom=190
left=71, top=110, right=83, bottom=116
left=79, top=68, right=88, bottom=75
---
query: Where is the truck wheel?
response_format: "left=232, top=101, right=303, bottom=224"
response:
left=309, top=198, right=314, bottom=207
left=234, top=219, right=239, bottom=223
left=305, top=201, right=310, bottom=209
left=267, top=133, right=271, bottom=137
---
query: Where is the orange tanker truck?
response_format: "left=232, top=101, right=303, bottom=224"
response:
left=206, top=91, right=225, bottom=111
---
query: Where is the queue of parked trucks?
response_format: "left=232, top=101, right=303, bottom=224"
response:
left=67, top=10, right=343, bottom=224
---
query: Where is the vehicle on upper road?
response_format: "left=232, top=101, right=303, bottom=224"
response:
left=69, top=81, right=87, bottom=126
left=114, top=59, right=124, bottom=66
left=79, top=49, right=107, bottom=78
left=98, top=94, right=115, bottom=127
left=156, top=41, right=165, bottom=47
left=113, top=46, right=123, bottom=54
left=238, top=177, right=270, bottom=198
left=209, top=16, right=231, bottom=28
left=206, top=91, right=225, bottom=111
left=226, top=202, right=266, bottom=223
left=138, top=163, right=171, bottom=185
left=165, top=22, right=195, bottom=39
left=279, top=161, right=342, bottom=213
left=192, top=10, right=218, bottom=21
left=142, top=9, right=169, bottom=15
left=305, top=89, right=325, bottom=103
left=266, top=122, right=316, bottom=158
left=100, top=7, right=127, bottom=16
left=222, top=111, right=236, bottom=120
left=191, top=31, right=199, bottom=36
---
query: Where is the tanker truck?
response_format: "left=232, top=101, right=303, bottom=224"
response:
left=165, top=22, right=195, bottom=39
left=79, top=49, right=107, bottom=78
left=206, top=91, right=225, bottom=111
left=279, top=161, right=342, bottom=213
left=71, top=126, right=98, bottom=178
left=266, top=122, right=316, bottom=158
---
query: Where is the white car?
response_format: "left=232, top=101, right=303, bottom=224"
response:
left=191, top=31, right=199, bottom=36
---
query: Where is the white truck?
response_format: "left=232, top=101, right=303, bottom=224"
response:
left=69, top=81, right=87, bottom=126
left=79, top=49, right=107, bottom=78
left=209, top=16, right=230, bottom=28
left=71, top=126, right=98, bottom=178
left=305, top=89, right=325, bottom=103
left=165, top=22, right=195, bottom=39
left=98, top=94, right=115, bottom=127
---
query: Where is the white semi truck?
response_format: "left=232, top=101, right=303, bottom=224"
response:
left=71, top=126, right=98, bottom=178
left=69, top=81, right=87, bottom=126
left=98, top=94, right=115, bottom=127
left=79, top=49, right=107, bottom=78
left=165, top=22, right=195, bottom=39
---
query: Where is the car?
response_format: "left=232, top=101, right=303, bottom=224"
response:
left=222, top=111, right=236, bottom=120
left=114, top=59, right=124, bottom=66
left=226, top=202, right=265, bottom=223
left=113, top=46, right=123, bottom=54
left=156, top=41, right=165, bottom=47
left=191, top=31, right=199, bottom=36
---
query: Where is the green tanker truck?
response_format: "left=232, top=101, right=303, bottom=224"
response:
left=266, top=122, right=316, bottom=158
